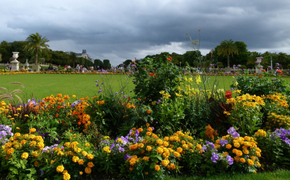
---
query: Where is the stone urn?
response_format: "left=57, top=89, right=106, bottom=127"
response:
left=255, top=57, right=263, bottom=74
left=10, top=52, right=20, bottom=71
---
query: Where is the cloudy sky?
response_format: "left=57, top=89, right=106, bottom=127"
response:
left=1, top=0, right=290, bottom=66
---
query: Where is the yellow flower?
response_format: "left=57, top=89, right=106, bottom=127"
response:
left=78, top=159, right=84, bottom=165
left=63, top=172, right=71, bottom=180
left=87, top=162, right=94, bottom=168
left=85, top=167, right=92, bottom=174
left=226, top=144, right=232, bottom=149
left=159, top=91, right=165, bottom=95
left=79, top=171, right=83, bottom=175
left=161, top=159, right=170, bottom=167
left=234, top=142, right=240, bottom=148
left=240, top=158, right=246, bottom=163
left=72, top=95, right=76, bottom=98
left=196, top=75, right=201, bottom=84
left=146, top=146, right=152, bottom=152
left=154, top=165, right=160, bottom=171
left=29, top=128, right=36, bottom=133
left=236, top=150, right=243, bottom=157
left=173, top=152, right=181, bottom=157
left=103, top=146, right=111, bottom=153
left=56, top=165, right=65, bottom=173
left=168, top=163, right=176, bottom=170
left=87, top=154, right=94, bottom=160
left=85, top=143, right=90, bottom=147
left=156, top=147, right=164, bottom=154
left=247, top=159, right=254, bottom=166
left=21, top=152, right=29, bottom=159
left=72, top=156, right=79, bottom=163
left=156, top=139, right=163, bottom=145
left=176, top=147, right=183, bottom=153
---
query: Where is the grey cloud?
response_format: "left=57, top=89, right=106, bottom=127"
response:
left=1, top=0, right=290, bottom=66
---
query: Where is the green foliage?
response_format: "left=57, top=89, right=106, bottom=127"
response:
left=24, top=32, right=50, bottom=65
left=103, top=59, right=111, bottom=70
left=132, top=56, right=183, bottom=105
left=254, top=129, right=290, bottom=170
left=216, top=39, right=239, bottom=67
left=231, top=75, right=287, bottom=96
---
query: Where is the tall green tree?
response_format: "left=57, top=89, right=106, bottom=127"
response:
left=0, top=41, right=10, bottom=63
left=24, top=32, right=50, bottom=64
left=217, top=39, right=239, bottom=67
left=123, top=59, right=132, bottom=67
left=94, top=59, right=103, bottom=69
left=69, top=52, right=77, bottom=68
left=103, top=59, right=111, bottom=70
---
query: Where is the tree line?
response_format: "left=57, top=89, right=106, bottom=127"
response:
left=118, top=40, right=290, bottom=70
left=1, top=32, right=290, bottom=70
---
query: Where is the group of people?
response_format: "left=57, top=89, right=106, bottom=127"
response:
left=76, top=65, right=89, bottom=73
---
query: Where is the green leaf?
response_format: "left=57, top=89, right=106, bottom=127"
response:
left=150, top=162, right=156, bottom=169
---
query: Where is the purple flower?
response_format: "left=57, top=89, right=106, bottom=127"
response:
left=226, top=155, right=234, bottom=165
left=201, top=145, right=207, bottom=152
left=227, top=127, right=236, bottom=134
left=219, top=139, right=228, bottom=147
left=110, top=143, right=115, bottom=150
left=211, top=152, right=219, bottom=163
left=206, top=141, right=216, bottom=151
left=124, top=153, right=131, bottom=161
left=118, top=146, right=125, bottom=152
left=232, top=132, right=240, bottom=138
left=101, top=140, right=109, bottom=144
left=98, top=90, right=103, bottom=93
left=95, top=83, right=99, bottom=86
left=40, top=169, right=44, bottom=176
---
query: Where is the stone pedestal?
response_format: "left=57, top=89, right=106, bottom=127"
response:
left=32, top=64, right=41, bottom=72
left=255, top=65, right=262, bottom=74
left=10, top=60, right=19, bottom=71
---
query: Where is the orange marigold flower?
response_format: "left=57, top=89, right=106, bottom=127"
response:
left=85, top=167, right=91, bottom=174
left=146, top=109, right=151, bottom=114
left=154, top=165, right=160, bottom=171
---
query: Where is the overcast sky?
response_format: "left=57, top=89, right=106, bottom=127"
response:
left=1, top=0, right=290, bottom=66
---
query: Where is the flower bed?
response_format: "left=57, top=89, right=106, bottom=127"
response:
left=1, top=56, right=290, bottom=179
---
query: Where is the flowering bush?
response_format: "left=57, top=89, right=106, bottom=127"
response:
left=225, top=93, right=265, bottom=136
left=131, top=56, right=183, bottom=105
left=231, top=75, right=287, bottom=96
left=0, top=128, right=45, bottom=179
left=254, top=128, right=290, bottom=170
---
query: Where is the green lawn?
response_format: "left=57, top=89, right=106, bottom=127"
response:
left=0, top=74, right=134, bottom=101
left=1, top=73, right=290, bottom=101
left=165, top=169, right=290, bottom=180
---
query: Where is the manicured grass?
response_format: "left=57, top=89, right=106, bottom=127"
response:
left=166, top=169, right=290, bottom=180
left=1, top=74, right=290, bottom=101
left=0, top=74, right=134, bottom=101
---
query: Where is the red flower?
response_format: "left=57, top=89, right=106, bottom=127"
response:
left=277, top=70, right=282, bottom=73
left=225, top=90, right=232, bottom=99
left=149, top=73, right=154, bottom=76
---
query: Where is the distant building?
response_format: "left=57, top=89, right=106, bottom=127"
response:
left=66, top=50, right=94, bottom=62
